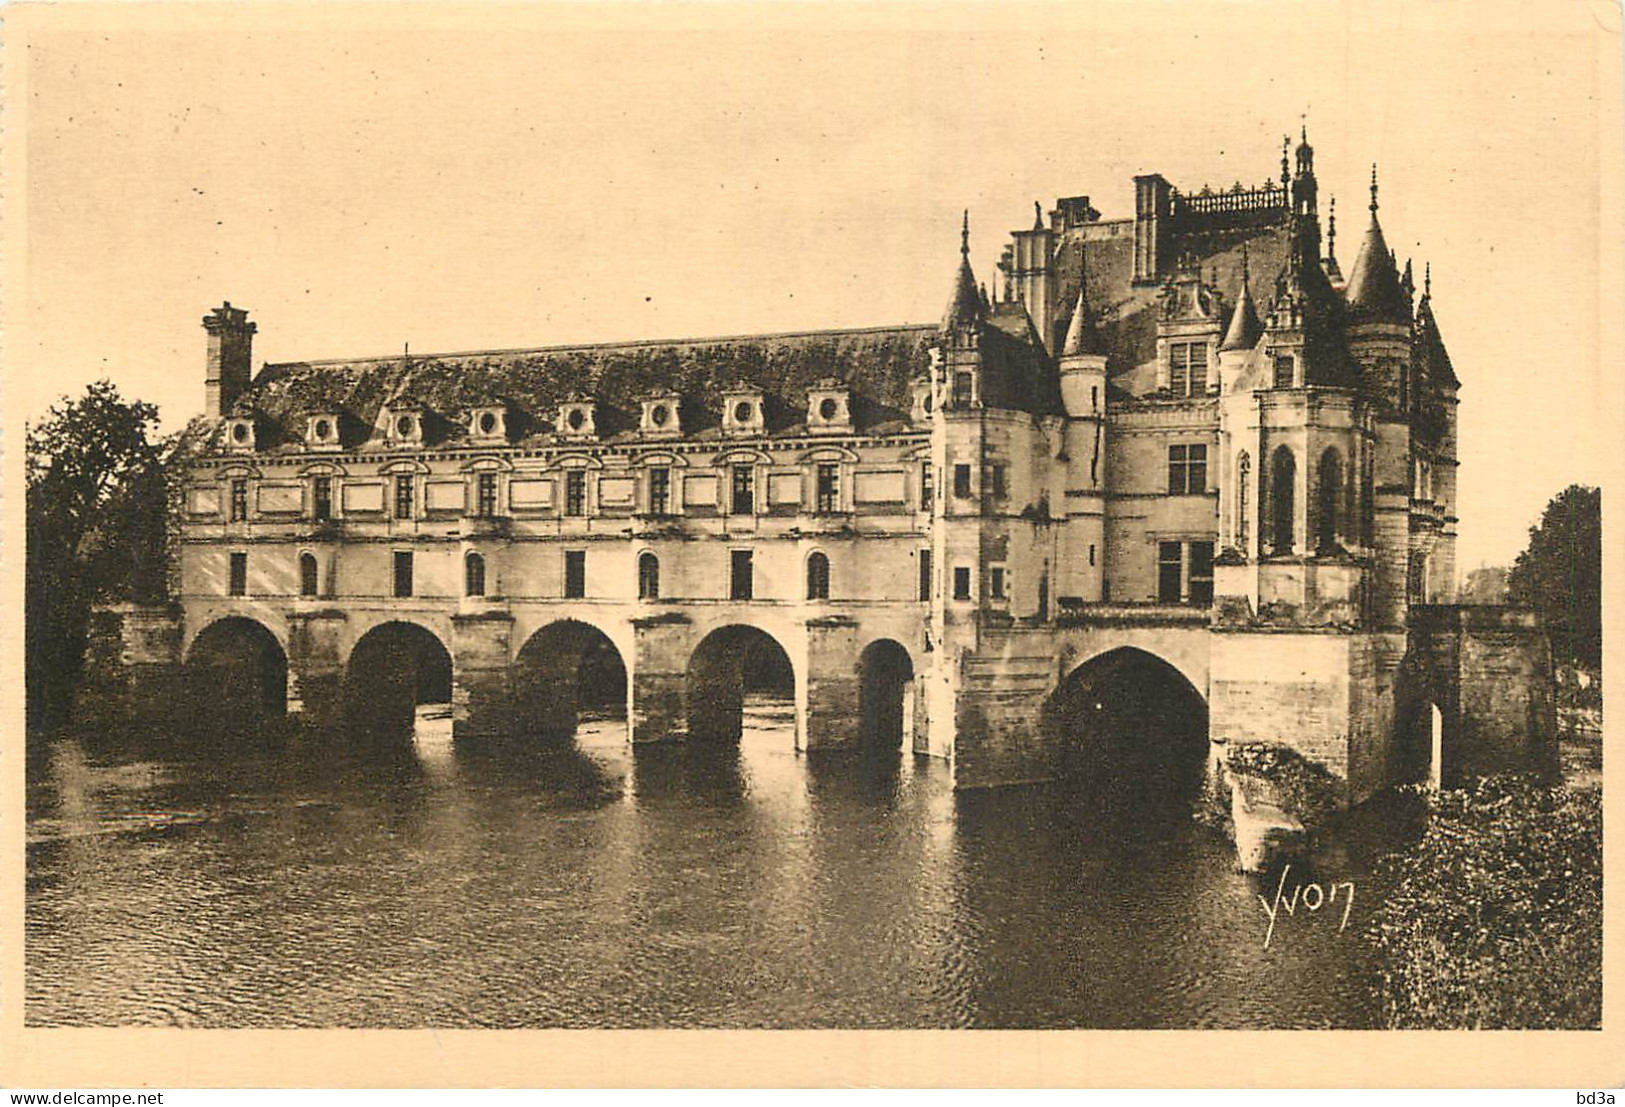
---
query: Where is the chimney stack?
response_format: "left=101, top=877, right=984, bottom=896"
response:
left=202, top=301, right=256, bottom=418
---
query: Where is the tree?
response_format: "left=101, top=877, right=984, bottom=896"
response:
left=1458, top=565, right=1510, bottom=605
left=1507, top=484, right=1601, bottom=670
left=26, top=381, right=167, bottom=728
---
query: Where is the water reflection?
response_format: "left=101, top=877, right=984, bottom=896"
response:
left=27, top=698, right=1404, bottom=1028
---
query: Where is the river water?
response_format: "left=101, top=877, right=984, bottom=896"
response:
left=26, top=703, right=1419, bottom=1028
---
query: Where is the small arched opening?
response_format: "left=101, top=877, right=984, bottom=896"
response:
left=464, top=551, right=486, bottom=597
left=806, top=551, right=831, bottom=601
left=1046, top=647, right=1209, bottom=821
left=638, top=551, right=660, bottom=600
left=514, top=620, right=628, bottom=746
left=184, top=617, right=289, bottom=727
left=857, top=639, right=914, bottom=751
left=345, top=621, right=453, bottom=742
left=686, top=625, right=796, bottom=744
left=299, top=552, right=319, bottom=597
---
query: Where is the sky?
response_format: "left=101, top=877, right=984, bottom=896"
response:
left=10, top=1, right=1622, bottom=574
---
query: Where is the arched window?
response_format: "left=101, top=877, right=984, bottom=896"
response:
left=465, top=552, right=486, bottom=597
left=299, top=552, right=319, bottom=597
left=638, top=551, right=660, bottom=600
left=1235, top=452, right=1252, bottom=555
left=1270, top=446, right=1296, bottom=555
left=806, top=551, right=831, bottom=601
left=1317, top=448, right=1342, bottom=552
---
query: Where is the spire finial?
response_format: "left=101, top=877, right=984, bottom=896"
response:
left=1370, top=163, right=1379, bottom=213
left=1300, top=114, right=1307, bottom=144
left=1328, top=196, right=1337, bottom=258
left=961, top=210, right=969, bottom=259
left=1424, top=261, right=1431, bottom=297
left=1281, top=135, right=1291, bottom=191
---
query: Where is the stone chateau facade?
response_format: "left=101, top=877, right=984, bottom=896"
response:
left=98, top=131, right=1553, bottom=796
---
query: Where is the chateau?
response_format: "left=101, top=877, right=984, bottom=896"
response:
left=98, top=132, right=1553, bottom=797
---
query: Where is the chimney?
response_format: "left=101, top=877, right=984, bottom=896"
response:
left=202, top=301, right=256, bottom=418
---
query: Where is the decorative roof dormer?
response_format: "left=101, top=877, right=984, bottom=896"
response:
left=382, top=405, right=426, bottom=448
left=721, top=384, right=765, bottom=437
left=223, top=415, right=259, bottom=454
left=639, top=391, right=683, bottom=438
left=556, top=395, right=598, bottom=440
left=468, top=404, right=509, bottom=445
left=805, top=379, right=852, bottom=435
left=1156, top=256, right=1224, bottom=396
left=305, top=412, right=343, bottom=451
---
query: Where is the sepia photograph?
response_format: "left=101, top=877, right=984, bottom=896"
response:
left=4, top=0, right=1621, bottom=1088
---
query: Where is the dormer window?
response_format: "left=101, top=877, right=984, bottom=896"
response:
left=468, top=405, right=508, bottom=444
left=640, top=394, right=682, bottom=437
left=806, top=382, right=852, bottom=434
left=1168, top=341, right=1210, bottom=396
left=385, top=408, right=424, bottom=447
left=306, top=413, right=342, bottom=451
left=556, top=399, right=598, bottom=440
left=910, top=378, right=934, bottom=424
left=722, top=387, right=764, bottom=436
left=223, top=417, right=257, bottom=453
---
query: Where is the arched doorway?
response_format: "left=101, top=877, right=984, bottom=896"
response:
left=185, top=617, right=288, bottom=726
left=1047, top=647, right=1209, bottom=818
left=1396, top=673, right=1447, bottom=790
left=858, top=639, right=914, bottom=750
left=345, top=621, right=453, bottom=741
left=514, top=620, right=628, bottom=745
left=686, top=625, right=795, bottom=743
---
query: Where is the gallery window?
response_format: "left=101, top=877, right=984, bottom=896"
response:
left=638, top=552, right=660, bottom=600
left=299, top=552, right=319, bottom=597
left=731, top=465, right=754, bottom=515
left=815, top=464, right=840, bottom=514
left=564, top=550, right=586, bottom=599
left=394, top=475, right=414, bottom=520
left=920, top=462, right=933, bottom=512
left=648, top=467, right=671, bottom=516
left=564, top=471, right=586, bottom=517
left=465, top=552, right=486, bottom=597
left=918, top=549, right=932, bottom=601
left=230, top=479, right=249, bottom=522
left=476, top=472, right=499, bottom=519
left=229, top=552, right=248, bottom=596
left=312, top=476, right=333, bottom=522
left=730, top=549, right=754, bottom=601
left=393, top=551, right=414, bottom=598
left=806, top=552, right=830, bottom=600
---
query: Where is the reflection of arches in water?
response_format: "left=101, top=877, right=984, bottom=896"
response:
left=858, top=639, right=914, bottom=750
left=1047, top=647, right=1209, bottom=817
left=686, top=625, right=795, bottom=743
left=514, top=620, right=628, bottom=745
left=185, top=617, right=289, bottom=723
left=345, top=621, right=453, bottom=740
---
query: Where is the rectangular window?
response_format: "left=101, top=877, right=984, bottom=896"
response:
left=815, top=464, right=839, bottom=514
left=300, top=554, right=319, bottom=597
left=952, top=566, right=972, bottom=602
left=731, top=465, right=754, bottom=515
left=918, top=549, right=932, bottom=601
left=952, top=371, right=973, bottom=407
left=1167, top=444, right=1208, bottom=495
left=920, top=462, right=933, bottom=512
left=1188, top=541, right=1215, bottom=606
left=990, top=464, right=1007, bottom=500
left=648, top=467, right=671, bottom=516
left=394, top=475, right=414, bottom=520
left=228, top=552, right=247, bottom=596
left=730, top=549, right=754, bottom=601
left=564, top=550, right=586, bottom=598
left=312, top=477, right=332, bottom=522
left=476, top=472, right=498, bottom=518
left=1089, top=543, right=1096, bottom=567
left=393, top=551, right=413, bottom=598
left=1158, top=541, right=1183, bottom=603
left=989, top=566, right=1007, bottom=601
left=565, top=471, right=586, bottom=517
left=953, top=464, right=972, bottom=499
left=1169, top=341, right=1209, bottom=395
left=1274, top=355, right=1295, bottom=389
left=230, top=479, right=249, bottom=522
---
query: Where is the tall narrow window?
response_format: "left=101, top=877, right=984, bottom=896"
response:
left=229, top=552, right=248, bottom=596
left=1158, top=541, right=1183, bottom=602
left=564, top=550, right=586, bottom=598
left=476, top=472, right=498, bottom=518
left=299, top=552, right=319, bottom=597
left=312, top=476, right=332, bottom=522
left=952, top=566, right=972, bottom=602
left=393, top=551, right=413, bottom=597
left=1273, top=355, right=1296, bottom=389
left=1236, top=452, right=1252, bottom=554
left=564, top=471, right=586, bottom=517
left=230, top=479, right=249, bottom=522
left=638, top=551, right=660, bottom=600
left=920, top=462, right=933, bottom=512
left=394, top=475, right=414, bottom=520
left=731, top=465, right=754, bottom=515
left=1317, top=448, right=1343, bottom=551
left=1167, top=444, right=1207, bottom=495
left=989, top=464, right=1007, bottom=500
left=648, top=467, right=671, bottom=516
left=806, top=552, right=830, bottom=600
left=1168, top=341, right=1209, bottom=396
left=952, top=371, right=973, bottom=407
left=1271, top=446, right=1297, bottom=555
left=815, top=464, right=839, bottom=514
left=465, top=552, right=486, bottom=597
left=730, top=549, right=754, bottom=601
left=1188, top=541, right=1215, bottom=606
left=918, top=549, right=932, bottom=601
left=953, top=464, right=972, bottom=499
left=989, top=566, right=1007, bottom=601
left=1089, top=543, right=1097, bottom=567
left=1188, top=345, right=1209, bottom=394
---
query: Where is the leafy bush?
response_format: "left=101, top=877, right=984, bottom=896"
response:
left=1222, top=740, right=1344, bottom=832
left=1366, top=775, right=1601, bottom=1028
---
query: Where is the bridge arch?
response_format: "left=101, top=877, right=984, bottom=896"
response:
left=857, top=637, right=915, bottom=750
left=686, top=623, right=797, bottom=744
left=184, top=616, right=289, bottom=723
left=514, top=619, right=629, bottom=745
left=1046, top=646, right=1210, bottom=816
left=344, top=620, right=453, bottom=740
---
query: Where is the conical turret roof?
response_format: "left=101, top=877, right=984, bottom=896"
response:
left=1060, top=254, right=1105, bottom=358
left=1345, top=167, right=1412, bottom=323
left=1221, top=252, right=1264, bottom=352
left=942, top=211, right=983, bottom=331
